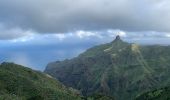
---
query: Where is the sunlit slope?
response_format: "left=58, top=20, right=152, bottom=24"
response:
left=0, top=62, right=81, bottom=100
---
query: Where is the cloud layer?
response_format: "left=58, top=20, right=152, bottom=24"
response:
left=0, top=32, right=170, bottom=70
left=1, top=0, right=170, bottom=70
left=0, top=0, right=170, bottom=35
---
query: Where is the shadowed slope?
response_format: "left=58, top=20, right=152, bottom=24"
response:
left=135, top=86, right=170, bottom=100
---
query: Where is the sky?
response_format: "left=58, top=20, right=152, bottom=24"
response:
left=0, top=0, right=170, bottom=71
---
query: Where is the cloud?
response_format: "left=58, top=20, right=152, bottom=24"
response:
left=0, top=24, right=24, bottom=40
left=4, top=30, right=169, bottom=45
left=1, top=30, right=170, bottom=71
left=165, top=34, right=170, bottom=38
left=0, top=23, right=37, bottom=40
left=75, top=31, right=103, bottom=39
left=0, top=0, right=170, bottom=35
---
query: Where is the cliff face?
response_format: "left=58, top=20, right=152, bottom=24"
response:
left=45, top=36, right=170, bottom=100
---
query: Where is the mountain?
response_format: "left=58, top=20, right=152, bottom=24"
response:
left=0, top=62, right=82, bottom=100
left=135, top=86, right=170, bottom=100
left=45, top=35, right=170, bottom=100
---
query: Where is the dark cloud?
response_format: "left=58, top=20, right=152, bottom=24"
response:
left=0, top=23, right=35, bottom=40
left=0, top=0, right=170, bottom=34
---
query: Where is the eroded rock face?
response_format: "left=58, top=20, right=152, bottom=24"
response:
left=115, top=35, right=121, bottom=41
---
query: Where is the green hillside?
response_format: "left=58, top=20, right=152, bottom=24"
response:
left=0, top=62, right=81, bottom=100
left=45, top=35, right=170, bottom=100
left=135, top=86, right=170, bottom=100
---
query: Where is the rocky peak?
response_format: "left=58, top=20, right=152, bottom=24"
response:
left=115, top=35, right=121, bottom=40
left=112, top=35, right=123, bottom=43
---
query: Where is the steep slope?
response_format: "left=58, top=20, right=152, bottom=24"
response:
left=135, top=86, right=170, bottom=100
left=85, top=94, right=115, bottom=100
left=0, top=62, right=81, bottom=100
left=45, top=35, right=170, bottom=100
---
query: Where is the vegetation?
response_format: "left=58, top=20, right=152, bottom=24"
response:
left=45, top=36, right=170, bottom=100
left=0, top=62, right=82, bottom=100
left=2, top=35, right=170, bottom=100
left=84, top=93, right=115, bottom=100
left=0, top=62, right=114, bottom=100
left=135, top=87, right=170, bottom=100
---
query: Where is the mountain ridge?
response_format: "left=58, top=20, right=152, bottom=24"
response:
left=45, top=36, right=170, bottom=100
